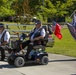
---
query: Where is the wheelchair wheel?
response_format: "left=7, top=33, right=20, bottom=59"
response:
left=7, top=57, right=14, bottom=65
left=14, top=57, right=25, bottom=67
left=40, top=56, right=49, bottom=65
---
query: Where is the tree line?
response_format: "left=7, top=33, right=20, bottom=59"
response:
left=0, top=0, right=76, bottom=22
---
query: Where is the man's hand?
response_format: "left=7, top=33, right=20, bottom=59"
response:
left=30, top=38, right=37, bottom=42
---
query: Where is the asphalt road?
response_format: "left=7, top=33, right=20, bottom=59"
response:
left=0, top=53, right=76, bottom=75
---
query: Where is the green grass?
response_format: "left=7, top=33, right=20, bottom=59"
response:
left=46, top=28, right=76, bottom=57
left=2, top=22, right=76, bottom=57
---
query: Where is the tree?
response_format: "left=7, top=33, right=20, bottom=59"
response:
left=39, top=0, right=76, bottom=22
left=12, top=0, right=33, bottom=23
left=12, top=0, right=31, bottom=16
left=0, top=0, right=15, bottom=17
left=0, top=0, right=76, bottom=22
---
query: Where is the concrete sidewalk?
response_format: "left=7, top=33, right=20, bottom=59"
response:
left=0, top=53, right=76, bottom=75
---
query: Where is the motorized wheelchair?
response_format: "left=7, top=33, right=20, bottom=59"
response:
left=7, top=25, right=54, bottom=67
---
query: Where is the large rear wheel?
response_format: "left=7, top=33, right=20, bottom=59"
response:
left=40, top=56, right=49, bottom=65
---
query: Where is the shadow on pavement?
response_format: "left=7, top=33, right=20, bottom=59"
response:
left=0, top=63, right=42, bottom=69
left=0, top=58, right=76, bottom=69
left=49, top=59, right=76, bottom=62
left=0, top=64, right=15, bottom=69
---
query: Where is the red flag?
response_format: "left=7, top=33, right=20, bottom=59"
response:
left=54, top=23, right=62, bottom=39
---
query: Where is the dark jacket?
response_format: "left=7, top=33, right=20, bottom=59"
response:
left=29, top=27, right=44, bottom=45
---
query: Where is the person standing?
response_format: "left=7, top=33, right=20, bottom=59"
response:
left=0, top=23, right=10, bottom=61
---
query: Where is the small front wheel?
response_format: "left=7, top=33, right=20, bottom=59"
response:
left=14, top=57, right=25, bottom=67
left=40, top=56, right=49, bottom=65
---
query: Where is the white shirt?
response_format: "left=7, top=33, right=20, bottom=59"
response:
left=0, top=30, right=10, bottom=44
left=31, top=28, right=46, bottom=40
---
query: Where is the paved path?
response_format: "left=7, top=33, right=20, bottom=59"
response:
left=0, top=53, right=76, bottom=75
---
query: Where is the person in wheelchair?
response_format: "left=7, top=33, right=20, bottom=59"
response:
left=21, top=20, right=46, bottom=59
left=0, top=23, right=10, bottom=61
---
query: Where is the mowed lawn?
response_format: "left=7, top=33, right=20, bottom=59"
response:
left=46, top=28, right=76, bottom=57
left=2, top=22, right=76, bottom=57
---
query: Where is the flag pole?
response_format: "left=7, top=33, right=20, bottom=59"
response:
left=70, top=10, right=76, bottom=18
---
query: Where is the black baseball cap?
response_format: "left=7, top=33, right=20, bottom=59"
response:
left=35, top=20, right=41, bottom=25
left=0, top=23, right=4, bottom=27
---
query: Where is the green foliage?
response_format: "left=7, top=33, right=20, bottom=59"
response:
left=0, top=0, right=15, bottom=17
left=41, top=0, right=56, bottom=18
left=41, top=0, right=74, bottom=21
left=0, top=0, right=76, bottom=22
left=65, top=16, right=72, bottom=23
left=29, top=0, right=42, bottom=15
left=36, top=13, right=44, bottom=22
